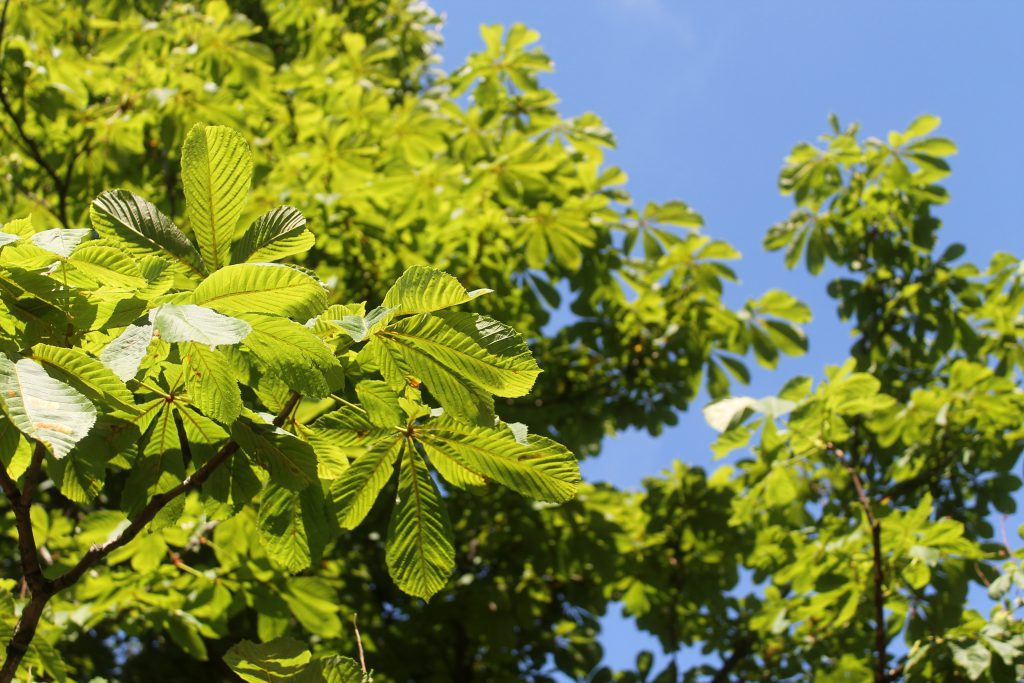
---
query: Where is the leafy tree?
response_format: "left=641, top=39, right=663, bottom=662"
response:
left=0, top=121, right=577, bottom=681
left=2, top=1, right=1023, bottom=682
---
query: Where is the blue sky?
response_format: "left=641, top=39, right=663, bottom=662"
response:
left=431, top=0, right=1024, bottom=673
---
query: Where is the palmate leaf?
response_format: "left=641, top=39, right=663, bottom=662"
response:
left=385, top=446, right=455, bottom=600
left=31, top=344, right=138, bottom=414
left=182, top=342, right=242, bottom=424
left=258, top=480, right=329, bottom=574
left=91, top=190, right=206, bottom=279
left=329, top=436, right=403, bottom=529
left=182, top=123, right=253, bottom=271
left=192, top=263, right=328, bottom=321
left=367, top=311, right=540, bottom=426
left=0, top=353, right=97, bottom=459
left=231, top=205, right=313, bottom=264
left=417, top=417, right=579, bottom=503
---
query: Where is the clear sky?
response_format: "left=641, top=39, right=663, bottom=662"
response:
left=430, top=0, right=1024, bottom=673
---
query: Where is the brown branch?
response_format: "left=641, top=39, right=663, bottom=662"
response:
left=0, top=442, right=50, bottom=594
left=52, top=391, right=300, bottom=592
left=0, top=393, right=302, bottom=682
left=352, top=612, right=366, bottom=673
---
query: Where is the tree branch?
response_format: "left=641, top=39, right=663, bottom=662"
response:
left=0, top=393, right=302, bottom=682
left=709, top=636, right=754, bottom=683
left=52, top=391, right=300, bottom=592
left=0, top=442, right=50, bottom=594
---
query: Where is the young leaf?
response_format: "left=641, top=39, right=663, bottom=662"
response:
left=30, top=228, right=92, bottom=258
left=223, top=638, right=313, bottom=683
left=182, top=123, right=253, bottom=271
left=31, top=344, right=138, bottom=414
left=381, top=265, right=491, bottom=318
left=91, top=190, right=206, bottom=278
left=230, top=205, right=313, bottom=264
left=0, top=353, right=97, bottom=458
left=385, top=447, right=455, bottom=600
left=417, top=418, right=579, bottom=503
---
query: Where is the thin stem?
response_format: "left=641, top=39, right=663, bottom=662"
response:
left=352, top=612, right=367, bottom=673
left=842, top=452, right=887, bottom=683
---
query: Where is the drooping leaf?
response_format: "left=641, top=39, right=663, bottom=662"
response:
left=329, top=436, right=403, bottom=529
left=239, top=313, right=339, bottom=398
left=0, top=353, right=97, bottom=458
left=182, top=123, right=253, bottom=271
left=231, top=205, right=313, bottom=264
left=258, top=480, right=329, bottom=574
left=385, top=447, right=455, bottom=600
left=417, top=417, right=579, bottom=503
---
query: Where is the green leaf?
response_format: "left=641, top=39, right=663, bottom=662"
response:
left=258, top=480, right=329, bottom=574
left=31, top=344, right=137, bottom=414
left=417, top=418, right=579, bottom=503
left=99, top=323, right=154, bottom=382
left=150, top=303, right=251, bottom=348
left=192, top=263, right=328, bottom=321
left=233, top=420, right=317, bottom=490
left=239, top=313, right=339, bottom=398
left=385, top=447, right=455, bottom=600
left=369, top=311, right=539, bottom=426
left=66, top=244, right=147, bottom=289
left=329, top=436, right=403, bottom=529
left=91, top=190, right=206, bottom=278
left=355, top=380, right=403, bottom=428
left=318, top=656, right=366, bottom=683
left=0, top=353, right=97, bottom=458
left=381, top=266, right=491, bottom=318
left=950, top=641, right=991, bottom=680
left=182, top=123, right=253, bottom=271
left=231, top=205, right=313, bottom=264
left=224, top=638, right=313, bottom=683
left=182, top=343, right=242, bottom=424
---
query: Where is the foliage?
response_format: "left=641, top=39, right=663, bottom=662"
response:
left=0, top=122, right=577, bottom=681
left=0, top=1, right=1022, bottom=682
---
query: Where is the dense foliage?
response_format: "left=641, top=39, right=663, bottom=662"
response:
left=0, top=1, right=1022, bottom=682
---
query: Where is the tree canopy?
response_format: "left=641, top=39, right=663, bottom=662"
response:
left=0, top=1, right=1022, bottom=682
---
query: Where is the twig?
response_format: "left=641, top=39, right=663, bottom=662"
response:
left=353, top=612, right=367, bottom=674
left=840, top=448, right=887, bottom=683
